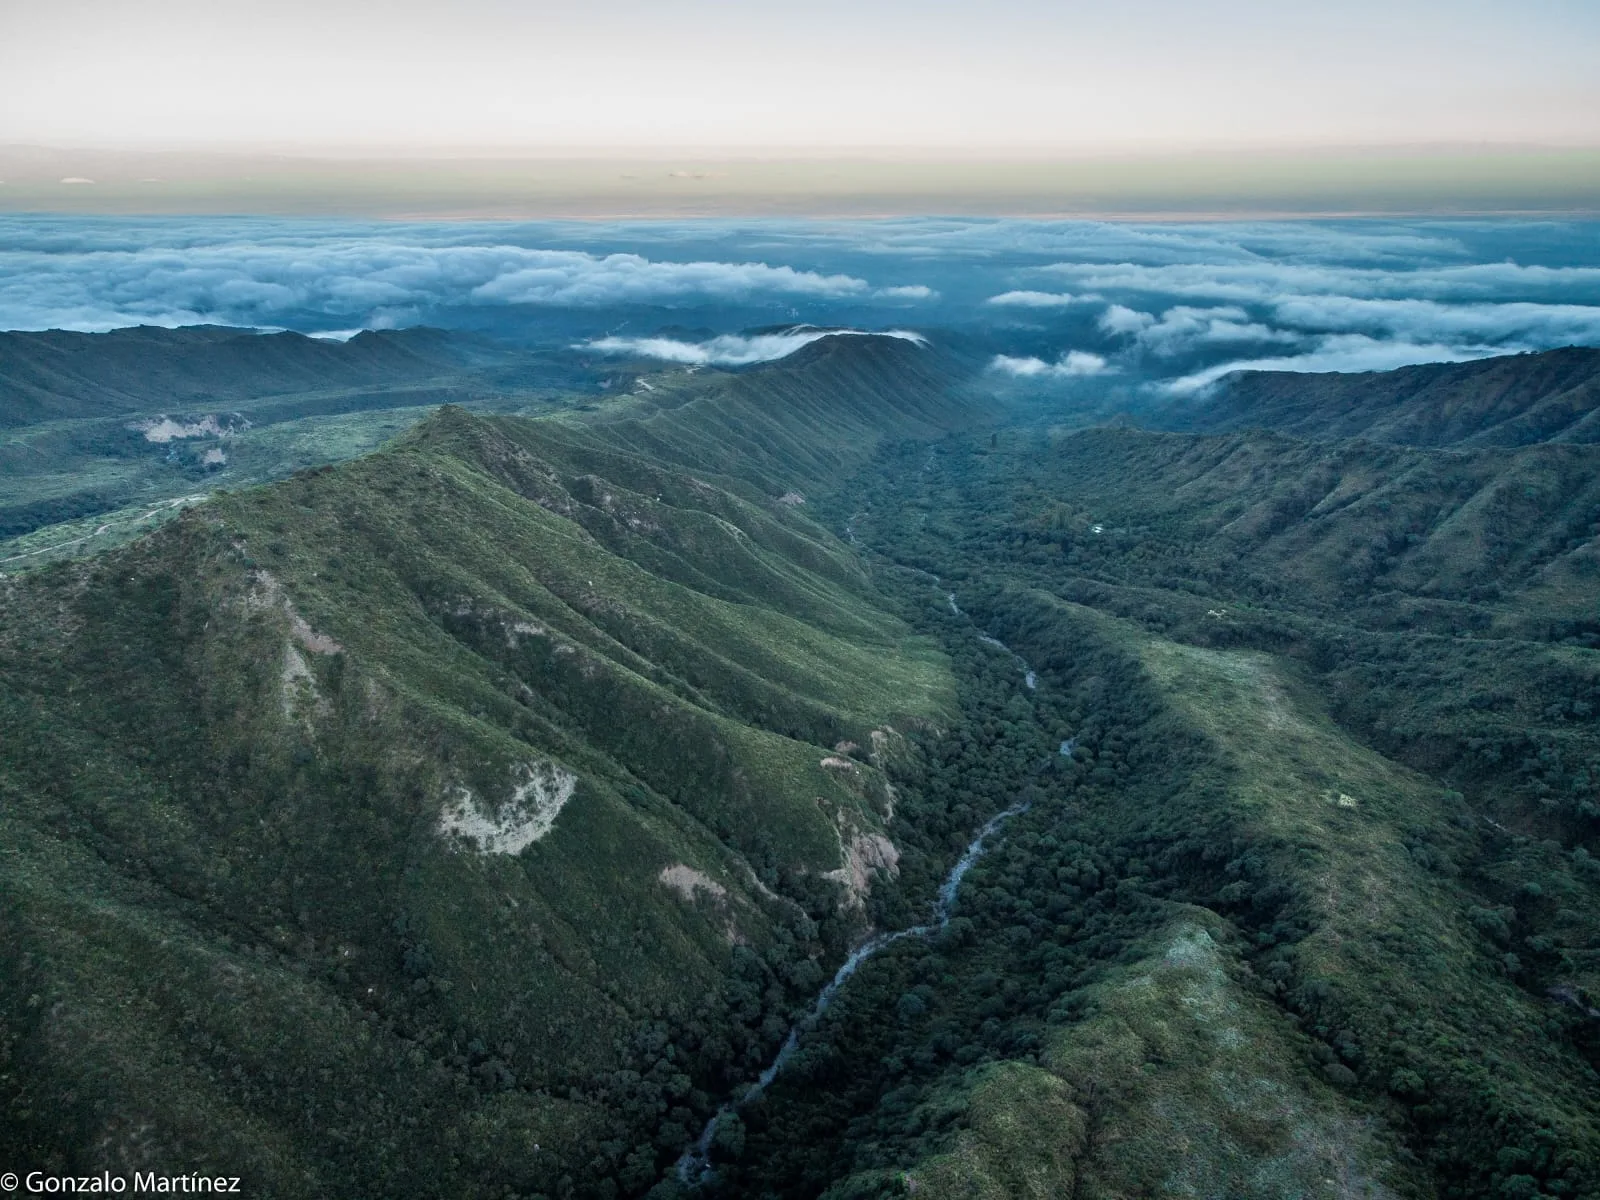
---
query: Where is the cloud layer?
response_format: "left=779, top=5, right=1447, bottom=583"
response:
left=986, top=290, right=1100, bottom=308
left=976, top=220, right=1600, bottom=390
left=2, top=215, right=1596, bottom=395
left=990, top=351, right=1111, bottom=378
left=1162, top=336, right=1493, bottom=396
left=0, top=219, right=912, bottom=332
left=583, top=328, right=927, bottom=366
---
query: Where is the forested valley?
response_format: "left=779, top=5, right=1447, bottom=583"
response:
left=719, top=401, right=1600, bottom=1199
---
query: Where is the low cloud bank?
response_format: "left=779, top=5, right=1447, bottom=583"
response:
left=1043, top=259, right=1600, bottom=305
left=790, top=220, right=1475, bottom=268
left=582, top=327, right=927, bottom=366
left=1024, top=242, right=1600, bottom=385
left=2, top=216, right=1594, bottom=394
left=990, top=351, right=1110, bottom=378
left=986, top=290, right=1100, bottom=308
left=1268, top=296, right=1600, bottom=346
left=1100, top=304, right=1305, bottom=356
left=767, top=221, right=1600, bottom=389
left=0, top=220, right=900, bottom=332
left=1161, top=335, right=1499, bottom=396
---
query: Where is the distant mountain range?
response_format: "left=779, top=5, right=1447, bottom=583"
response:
left=1160, top=345, right=1600, bottom=447
left=0, top=325, right=482, bottom=427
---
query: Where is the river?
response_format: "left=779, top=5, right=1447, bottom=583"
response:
left=675, top=799, right=1029, bottom=1185
left=676, top=587, right=1041, bottom=1186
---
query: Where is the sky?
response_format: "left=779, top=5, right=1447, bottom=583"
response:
left=4, top=215, right=1597, bottom=396
left=3, top=3, right=1596, bottom=387
left=2, top=0, right=1599, bottom=153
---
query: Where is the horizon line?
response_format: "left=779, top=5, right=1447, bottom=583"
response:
left=4, top=141, right=1600, bottom=162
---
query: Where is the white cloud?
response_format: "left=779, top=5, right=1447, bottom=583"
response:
left=1123, top=305, right=1308, bottom=357
left=581, top=327, right=927, bottom=366
left=806, top=220, right=1472, bottom=268
left=990, top=350, right=1111, bottom=378
left=1268, top=295, right=1600, bottom=346
left=1044, top=259, right=1600, bottom=306
left=0, top=226, right=881, bottom=332
left=1098, top=304, right=1157, bottom=335
left=985, top=290, right=1100, bottom=308
left=472, top=254, right=870, bottom=306
left=1160, top=335, right=1503, bottom=396
left=3, top=215, right=1596, bottom=404
left=1080, top=265, right=1600, bottom=374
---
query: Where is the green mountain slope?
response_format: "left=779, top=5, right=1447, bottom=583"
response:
left=1162, top=346, right=1600, bottom=447
left=0, top=334, right=973, bottom=1196
left=987, top=425, right=1600, bottom=642
left=0, top=324, right=604, bottom=555
left=783, top=415, right=1600, bottom=1200
left=0, top=325, right=474, bottom=427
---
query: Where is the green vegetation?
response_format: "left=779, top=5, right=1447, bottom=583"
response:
left=0, top=335, right=972, bottom=1197
left=753, top=410, right=1599, bottom=1199
left=1161, top=346, right=1600, bottom=448
left=0, top=324, right=597, bottom=566
left=4, top=334, right=1600, bottom=1198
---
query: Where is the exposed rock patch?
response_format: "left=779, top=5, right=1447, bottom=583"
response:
left=288, top=610, right=342, bottom=656
left=825, top=830, right=900, bottom=907
left=658, top=865, right=728, bottom=903
left=280, top=643, right=319, bottom=720
left=131, top=413, right=249, bottom=443
left=507, top=619, right=547, bottom=647
left=438, top=760, right=577, bottom=855
left=240, top=571, right=341, bottom=720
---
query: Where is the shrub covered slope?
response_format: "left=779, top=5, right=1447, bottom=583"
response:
left=0, top=334, right=972, bottom=1197
left=1161, top=346, right=1600, bottom=447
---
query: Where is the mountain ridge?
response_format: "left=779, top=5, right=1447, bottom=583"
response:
left=0, top=324, right=489, bottom=427
left=0, top=331, right=980, bottom=1196
left=1157, top=345, right=1600, bottom=448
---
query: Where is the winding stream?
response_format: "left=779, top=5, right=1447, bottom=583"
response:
left=676, top=587, right=1043, bottom=1186
left=676, top=800, right=1030, bottom=1185
left=977, top=633, right=1037, bottom=690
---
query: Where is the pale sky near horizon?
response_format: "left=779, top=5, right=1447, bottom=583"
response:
left=1, top=0, right=1597, bottom=154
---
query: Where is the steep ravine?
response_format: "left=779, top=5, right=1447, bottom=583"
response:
left=678, top=797, right=1029, bottom=1186
left=676, top=584, right=1053, bottom=1190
